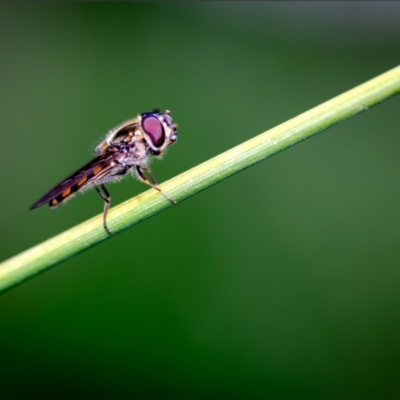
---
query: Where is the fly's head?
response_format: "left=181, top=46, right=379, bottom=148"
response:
left=140, top=109, right=178, bottom=156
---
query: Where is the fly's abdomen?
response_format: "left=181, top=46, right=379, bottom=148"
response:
left=49, top=175, right=90, bottom=207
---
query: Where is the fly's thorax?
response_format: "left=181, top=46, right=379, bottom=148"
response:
left=95, top=118, right=141, bottom=155
left=114, top=139, right=148, bottom=167
left=108, top=121, right=140, bottom=147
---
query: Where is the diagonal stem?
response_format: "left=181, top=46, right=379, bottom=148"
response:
left=1, top=65, right=400, bottom=294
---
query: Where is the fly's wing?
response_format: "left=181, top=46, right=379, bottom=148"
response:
left=30, top=154, right=122, bottom=209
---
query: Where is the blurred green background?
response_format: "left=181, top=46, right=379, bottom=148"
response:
left=1, top=2, right=400, bottom=398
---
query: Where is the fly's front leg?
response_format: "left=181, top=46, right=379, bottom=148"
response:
left=135, top=165, right=176, bottom=205
left=94, top=184, right=113, bottom=235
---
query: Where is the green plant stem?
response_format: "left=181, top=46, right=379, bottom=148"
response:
left=1, top=66, right=400, bottom=294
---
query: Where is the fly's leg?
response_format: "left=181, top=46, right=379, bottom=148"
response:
left=94, top=184, right=112, bottom=235
left=135, top=165, right=176, bottom=205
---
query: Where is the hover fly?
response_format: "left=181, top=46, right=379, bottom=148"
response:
left=30, top=109, right=178, bottom=234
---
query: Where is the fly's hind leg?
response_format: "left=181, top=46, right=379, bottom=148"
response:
left=94, top=184, right=112, bottom=235
left=135, top=165, right=176, bottom=205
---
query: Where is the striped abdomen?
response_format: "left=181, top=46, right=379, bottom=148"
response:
left=30, top=158, right=113, bottom=210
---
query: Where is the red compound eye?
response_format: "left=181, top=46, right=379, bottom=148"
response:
left=142, top=115, right=165, bottom=148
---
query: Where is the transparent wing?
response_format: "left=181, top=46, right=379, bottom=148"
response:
left=30, top=154, right=123, bottom=209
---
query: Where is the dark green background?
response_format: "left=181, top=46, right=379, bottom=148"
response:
left=1, top=2, right=400, bottom=398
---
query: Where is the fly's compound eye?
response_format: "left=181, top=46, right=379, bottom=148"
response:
left=142, top=114, right=165, bottom=149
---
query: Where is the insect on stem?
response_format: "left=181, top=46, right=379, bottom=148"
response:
left=30, top=109, right=178, bottom=234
